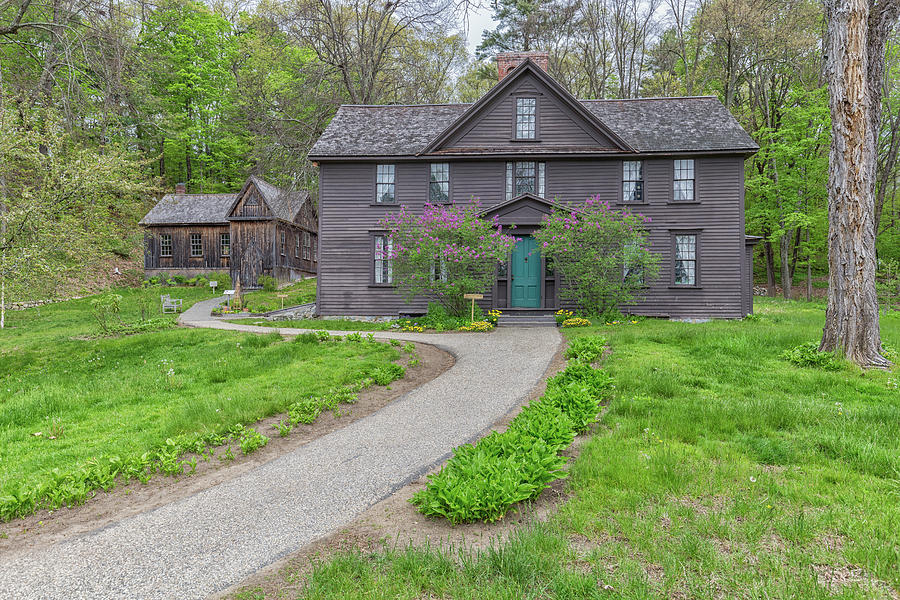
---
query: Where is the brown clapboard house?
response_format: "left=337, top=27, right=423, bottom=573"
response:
left=309, top=52, right=760, bottom=319
left=141, top=176, right=317, bottom=288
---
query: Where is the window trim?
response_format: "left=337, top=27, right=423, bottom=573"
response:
left=622, top=241, right=646, bottom=286
left=670, top=230, right=702, bottom=288
left=371, top=232, right=394, bottom=287
left=429, top=162, right=451, bottom=204
left=621, top=160, right=645, bottom=204
left=302, top=231, right=311, bottom=261
left=220, top=232, right=230, bottom=257
left=505, top=161, right=546, bottom=199
left=512, top=95, right=540, bottom=141
left=374, top=164, right=396, bottom=204
left=280, top=231, right=286, bottom=256
left=672, top=159, right=697, bottom=203
left=160, top=233, right=173, bottom=257
left=295, top=233, right=300, bottom=258
left=189, top=232, right=202, bottom=258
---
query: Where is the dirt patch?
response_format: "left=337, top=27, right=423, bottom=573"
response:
left=0, top=342, right=452, bottom=559
left=216, top=338, right=572, bottom=600
left=670, top=494, right=729, bottom=517
left=812, top=564, right=899, bottom=599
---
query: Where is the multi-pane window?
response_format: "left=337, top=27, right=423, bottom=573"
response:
left=220, top=233, right=230, bottom=257
left=280, top=231, right=286, bottom=256
left=430, top=163, right=450, bottom=203
left=160, top=234, right=172, bottom=257
left=674, top=234, right=697, bottom=285
left=295, top=234, right=300, bottom=258
left=303, top=232, right=311, bottom=260
left=623, top=242, right=644, bottom=284
left=515, top=97, right=536, bottom=139
left=376, top=164, right=395, bottom=203
left=505, top=161, right=546, bottom=199
left=374, top=235, right=393, bottom=284
left=190, top=233, right=202, bottom=257
left=673, top=159, right=695, bottom=201
left=313, top=238, right=318, bottom=262
left=431, top=257, right=447, bottom=282
left=623, top=161, right=643, bottom=203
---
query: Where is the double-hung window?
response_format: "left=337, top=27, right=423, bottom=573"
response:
left=280, top=231, right=286, bottom=256
left=623, top=161, right=643, bottom=203
left=429, top=163, right=450, bottom=203
left=160, top=234, right=173, bottom=257
left=623, top=242, right=644, bottom=285
left=674, top=234, right=698, bottom=286
left=190, top=233, right=202, bottom=257
left=673, top=159, right=695, bottom=201
left=303, top=232, right=311, bottom=260
left=374, top=235, right=393, bottom=284
left=220, top=233, right=230, bottom=257
left=505, top=161, right=546, bottom=199
left=295, top=234, right=300, bottom=258
left=515, top=97, right=536, bottom=139
left=376, top=164, right=395, bottom=204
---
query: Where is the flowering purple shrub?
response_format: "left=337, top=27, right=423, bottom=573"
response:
left=380, top=203, right=517, bottom=316
left=533, top=195, right=659, bottom=315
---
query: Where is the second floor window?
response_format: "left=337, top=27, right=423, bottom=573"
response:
left=303, top=232, right=311, bottom=260
left=515, top=97, right=536, bottom=139
left=376, top=164, right=395, bottom=203
left=623, top=161, right=643, bottom=203
left=220, top=233, right=230, bottom=257
left=374, top=234, right=393, bottom=284
left=190, top=233, right=202, bottom=257
left=674, top=159, right=695, bottom=201
left=430, top=163, right=450, bottom=203
left=160, top=234, right=172, bottom=257
left=506, top=161, right=546, bottom=199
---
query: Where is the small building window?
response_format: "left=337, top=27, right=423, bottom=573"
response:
left=160, top=233, right=172, bottom=257
left=295, top=234, right=300, bottom=258
left=674, top=234, right=697, bottom=285
left=430, top=163, right=450, bottom=203
left=515, top=97, right=536, bottom=139
left=190, top=233, right=202, bottom=257
left=623, top=242, right=644, bottom=284
left=674, top=159, right=695, bottom=201
left=303, top=232, right=311, bottom=260
left=280, top=231, right=286, bottom=256
left=623, top=161, right=643, bottom=203
left=376, top=164, right=395, bottom=204
left=220, top=233, right=230, bottom=257
left=374, top=234, right=393, bottom=284
left=431, top=257, right=447, bottom=282
left=313, top=238, right=318, bottom=262
left=505, top=161, right=545, bottom=199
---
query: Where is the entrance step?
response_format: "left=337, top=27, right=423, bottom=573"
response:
left=496, top=313, right=557, bottom=328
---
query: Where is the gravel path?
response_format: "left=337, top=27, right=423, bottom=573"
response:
left=0, top=297, right=561, bottom=599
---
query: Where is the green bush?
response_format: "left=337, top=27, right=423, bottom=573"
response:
left=781, top=342, right=843, bottom=371
left=508, top=401, right=576, bottom=452
left=257, top=274, right=278, bottom=292
left=543, top=381, right=602, bottom=433
left=293, top=332, right=320, bottom=344
left=546, top=361, right=613, bottom=394
left=371, top=363, right=405, bottom=386
left=563, top=336, right=607, bottom=364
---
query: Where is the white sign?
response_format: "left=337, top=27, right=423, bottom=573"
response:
left=209, top=280, right=218, bottom=288
left=223, top=290, right=235, bottom=296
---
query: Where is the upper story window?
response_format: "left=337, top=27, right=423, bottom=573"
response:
left=190, top=233, right=202, bottom=257
left=376, top=164, right=396, bottom=204
left=623, top=161, right=643, bottom=203
left=280, top=231, right=286, bottom=256
left=430, top=163, right=450, bottom=203
left=674, top=234, right=698, bottom=285
left=220, top=233, right=230, bottom=257
left=515, top=97, right=536, bottom=139
left=673, top=159, right=695, bottom=202
left=160, top=233, right=172, bottom=257
left=303, top=232, right=312, bottom=260
left=505, top=161, right=545, bottom=199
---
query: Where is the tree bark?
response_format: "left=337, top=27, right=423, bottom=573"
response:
left=780, top=232, right=792, bottom=299
left=820, top=0, right=899, bottom=368
left=806, top=228, right=813, bottom=302
left=764, top=239, right=777, bottom=296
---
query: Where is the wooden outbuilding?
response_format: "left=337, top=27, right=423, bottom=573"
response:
left=141, top=177, right=317, bottom=288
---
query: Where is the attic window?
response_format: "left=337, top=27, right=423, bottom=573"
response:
left=245, top=192, right=259, bottom=206
left=515, top=97, right=537, bottom=139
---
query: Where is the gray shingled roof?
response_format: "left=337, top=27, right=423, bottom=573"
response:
left=139, top=193, right=235, bottom=225
left=250, top=176, right=311, bottom=222
left=309, top=97, right=758, bottom=158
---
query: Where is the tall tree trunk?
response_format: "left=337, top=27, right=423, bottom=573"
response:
left=764, top=240, right=777, bottom=296
left=820, top=0, right=899, bottom=367
left=780, top=232, right=792, bottom=299
left=806, top=228, right=813, bottom=302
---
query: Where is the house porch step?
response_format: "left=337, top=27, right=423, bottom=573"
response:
left=496, top=313, right=557, bottom=328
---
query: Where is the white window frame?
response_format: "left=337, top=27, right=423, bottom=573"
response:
left=623, top=161, right=644, bottom=203
left=674, top=159, right=695, bottom=202
left=674, top=233, right=698, bottom=286
left=505, top=161, right=546, bottom=199
left=429, top=163, right=450, bottom=203
left=189, top=233, right=202, bottom=257
left=160, top=233, right=173, bottom=257
left=374, top=234, right=393, bottom=284
left=302, top=232, right=311, bottom=260
left=515, top=97, right=537, bottom=139
left=220, top=232, right=230, bottom=257
left=280, top=231, right=286, bottom=256
left=376, top=164, right=396, bottom=204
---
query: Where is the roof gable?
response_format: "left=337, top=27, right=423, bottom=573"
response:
left=228, top=176, right=310, bottom=222
left=479, top=192, right=573, bottom=225
left=423, top=60, right=633, bottom=155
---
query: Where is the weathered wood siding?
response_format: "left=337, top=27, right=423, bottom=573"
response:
left=318, top=155, right=749, bottom=318
left=144, top=225, right=230, bottom=275
left=230, top=221, right=272, bottom=289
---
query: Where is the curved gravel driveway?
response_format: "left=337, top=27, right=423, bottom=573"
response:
left=0, top=297, right=561, bottom=599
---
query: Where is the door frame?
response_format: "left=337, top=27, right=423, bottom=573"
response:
left=510, top=235, right=541, bottom=308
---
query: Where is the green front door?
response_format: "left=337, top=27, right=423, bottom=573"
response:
left=511, top=236, right=541, bottom=308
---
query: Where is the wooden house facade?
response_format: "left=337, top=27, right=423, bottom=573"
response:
left=141, top=177, right=317, bottom=288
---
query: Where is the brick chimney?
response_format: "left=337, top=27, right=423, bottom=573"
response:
left=175, top=182, right=186, bottom=194
left=497, top=51, right=549, bottom=80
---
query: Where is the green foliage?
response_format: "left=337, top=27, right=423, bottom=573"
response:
left=780, top=342, right=844, bottom=370
left=563, top=336, right=607, bottom=364
left=877, top=258, right=900, bottom=312
left=90, top=293, right=123, bottom=334
left=257, top=275, right=278, bottom=292
left=237, top=427, right=269, bottom=455
left=509, top=401, right=576, bottom=452
left=370, top=363, right=405, bottom=386
left=533, top=197, right=660, bottom=315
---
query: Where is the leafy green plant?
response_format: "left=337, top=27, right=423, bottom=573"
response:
left=543, top=382, right=603, bottom=433
left=508, top=401, right=576, bottom=452
left=389, top=338, right=401, bottom=347
left=90, top=293, right=123, bottom=334
left=563, top=336, right=607, bottom=364
left=257, top=275, right=278, bottom=292
left=371, top=363, right=405, bottom=386
left=239, top=428, right=269, bottom=454
left=781, top=342, right=843, bottom=370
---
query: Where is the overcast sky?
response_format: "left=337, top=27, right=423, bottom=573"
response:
left=462, top=5, right=497, bottom=54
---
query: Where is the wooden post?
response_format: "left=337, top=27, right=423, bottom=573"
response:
left=277, top=293, right=288, bottom=310
left=463, top=293, right=484, bottom=323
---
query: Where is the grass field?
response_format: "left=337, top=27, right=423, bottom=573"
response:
left=0, top=287, right=400, bottom=520
left=235, top=299, right=900, bottom=600
left=236, top=318, right=396, bottom=331
left=238, top=278, right=318, bottom=313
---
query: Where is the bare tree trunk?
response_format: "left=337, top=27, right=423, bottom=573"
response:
left=820, top=0, right=899, bottom=367
left=764, top=239, right=777, bottom=296
left=780, top=232, right=792, bottom=299
left=806, top=228, right=813, bottom=302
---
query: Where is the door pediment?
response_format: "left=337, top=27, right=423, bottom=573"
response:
left=479, top=193, right=574, bottom=226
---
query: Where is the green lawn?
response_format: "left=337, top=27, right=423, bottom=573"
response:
left=0, top=286, right=400, bottom=520
left=238, top=278, right=317, bottom=313
left=235, top=299, right=900, bottom=600
left=234, top=318, right=396, bottom=331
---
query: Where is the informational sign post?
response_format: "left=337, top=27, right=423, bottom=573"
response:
left=463, top=293, right=484, bottom=323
